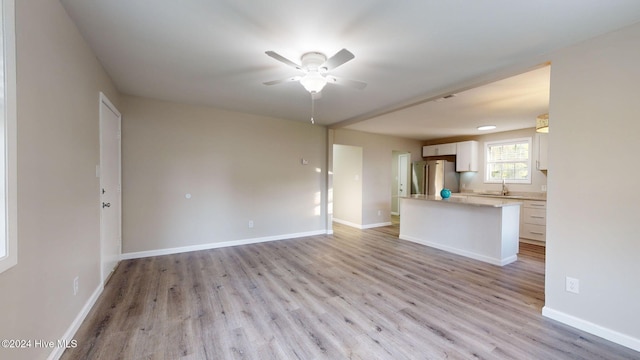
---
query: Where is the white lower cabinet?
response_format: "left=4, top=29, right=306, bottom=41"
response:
left=520, top=200, right=546, bottom=243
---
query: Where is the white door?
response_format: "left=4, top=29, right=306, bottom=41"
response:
left=99, top=93, right=121, bottom=284
left=397, top=153, right=410, bottom=215
left=398, top=153, right=409, bottom=197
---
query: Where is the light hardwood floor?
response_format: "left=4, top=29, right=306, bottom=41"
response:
left=62, top=220, right=639, bottom=359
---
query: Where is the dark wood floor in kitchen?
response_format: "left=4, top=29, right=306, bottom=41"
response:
left=62, top=219, right=639, bottom=360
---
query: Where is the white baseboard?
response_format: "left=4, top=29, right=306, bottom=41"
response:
left=399, top=234, right=517, bottom=266
left=333, top=218, right=392, bottom=230
left=332, top=218, right=361, bottom=228
left=362, top=222, right=393, bottom=229
left=47, top=284, right=103, bottom=360
left=542, top=306, right=640, bottom=352
left=121, top=230, right=329, bottom=260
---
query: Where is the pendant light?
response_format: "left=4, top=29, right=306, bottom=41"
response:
left=536, top=113, right=549, bottom=133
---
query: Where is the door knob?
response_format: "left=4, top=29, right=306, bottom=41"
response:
left=102, top=202, right=111, bottom=208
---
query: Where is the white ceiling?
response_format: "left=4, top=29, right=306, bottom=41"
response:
left=61, top=1, right=640, bottom=139
left=346, top=65, right=551, bottom=140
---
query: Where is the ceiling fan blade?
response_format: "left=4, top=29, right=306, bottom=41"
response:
left=322, top=48, right=355, bottom=71
left=263, top=76, right=301, bottom=86
left=326, top=75, right=367, bottom=90
left=265, top=51, right=302, bottom=70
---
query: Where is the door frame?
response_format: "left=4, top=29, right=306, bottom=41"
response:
left=398, top=153, right=410, bottom=198
left=393, top=152, right=411, bottom=215
left=99, top=92, right=122, bottom=284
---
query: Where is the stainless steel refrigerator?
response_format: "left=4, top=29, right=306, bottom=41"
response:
left=411, top=160, right=459, bottom=195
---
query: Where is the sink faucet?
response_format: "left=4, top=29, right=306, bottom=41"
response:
left=501, top=179, right=509, bottom=196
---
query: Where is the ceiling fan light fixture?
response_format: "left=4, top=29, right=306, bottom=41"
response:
left=536, top=113, right=549, bottom=133
left=300, top=72, right=327, bottom=93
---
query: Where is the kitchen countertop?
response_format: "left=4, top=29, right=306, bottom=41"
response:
left=404, top=194, right=522, bottom=208
left=455, top=191, right=547, bottom=201
left=400, top=194, right=521, bottom=265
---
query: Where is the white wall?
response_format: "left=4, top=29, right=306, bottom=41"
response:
left=333, top=129, right=423, bottom=227
left=332, top=144, right=363, bottom=226
left=544, top=21, right=640, bottom=350
left=0, top=1, right=120, bottom=359
left=121, top=95, right=327, bottom=255
left=458, top=128, right=548, bottom=194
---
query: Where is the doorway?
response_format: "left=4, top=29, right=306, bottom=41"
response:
left=332, top=144, right=363, bottom=228
left=99, top=93, right=122, bottom=285
left=392, top=151, right=410, bottom=215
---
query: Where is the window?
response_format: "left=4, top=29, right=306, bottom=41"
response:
left=484, top=137, right=532, bottom=184
left=0, top=0, right=17, bottom=274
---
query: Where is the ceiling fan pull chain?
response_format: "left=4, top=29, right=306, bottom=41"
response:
left=310, top=94, right=315, bottom=124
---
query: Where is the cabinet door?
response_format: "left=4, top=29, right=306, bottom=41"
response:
left=535, top=133, right=548, bottom=170
left=422, top=145, right=436, bottom=157
left=456, top=141, right=478, bottom=172
left=423, top=143, right=457, bottom=157
left=438, top=143, right=457, bottom=155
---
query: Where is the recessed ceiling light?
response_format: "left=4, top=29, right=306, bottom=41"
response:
left=477, top=125, right=496, bottom=131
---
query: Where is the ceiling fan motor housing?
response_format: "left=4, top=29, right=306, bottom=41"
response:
left=301, top=52, right=328, bottom=72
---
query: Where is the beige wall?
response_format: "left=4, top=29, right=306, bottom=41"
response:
left=1, top=1, right=637, bottom=357
left=333, top=129, right=423, bottom=227
left=332, top=144, right=363, bottom=225
left=121, top=95, right=327, bottom=254
left=544, top=21, right=640, bottom=347
left=0, top=1, right=119, bottom=359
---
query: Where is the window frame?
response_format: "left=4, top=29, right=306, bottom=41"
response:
left=0, top=0, right=17, bottom=274
left=484, top=137, right=532, bottom=185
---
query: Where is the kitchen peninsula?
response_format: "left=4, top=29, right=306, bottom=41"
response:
left=399, top=195, right=522, bottom=266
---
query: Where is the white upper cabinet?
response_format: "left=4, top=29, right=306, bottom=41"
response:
left=535, top=133, right=548, bottom=171
left=422, top=143, right=457, bottom=157
left=456, top=141, right=479, bottom=172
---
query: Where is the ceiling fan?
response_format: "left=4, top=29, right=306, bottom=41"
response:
left=263, top=48, right=367, bottom=95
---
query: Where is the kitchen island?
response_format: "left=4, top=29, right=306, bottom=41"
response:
left=399, top=195, right=522, bottom=266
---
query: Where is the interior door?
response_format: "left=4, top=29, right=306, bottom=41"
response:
left=397, top=153, right=410, bottom=215
left=99, top=93, right=121, bottom=284
left=398, top=154, right=409, bottom=197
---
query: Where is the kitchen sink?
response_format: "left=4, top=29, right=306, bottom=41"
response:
left=471, top=193, right=525, bottom=199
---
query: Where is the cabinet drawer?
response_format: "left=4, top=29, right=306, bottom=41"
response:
left=523, top=208, right=546, bottom=225
left=524, top=200, right=546, bottom=210
left=521, top=223, right=546, bottom=242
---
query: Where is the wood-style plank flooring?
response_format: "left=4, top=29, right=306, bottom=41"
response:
left=62, top=219, right=639, bottom=359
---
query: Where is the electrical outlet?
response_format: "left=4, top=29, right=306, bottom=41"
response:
left=566, top=277, right=579, bottom=294
left=377, top=210, right=382, bottom=216
left=73, top=276, right=79, bottom=296
left=541, top=185, right=547, bottom=192
left=248, top=220, right=254, bottom=228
